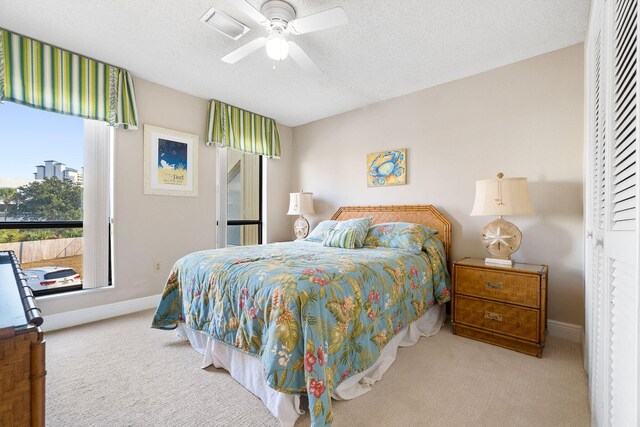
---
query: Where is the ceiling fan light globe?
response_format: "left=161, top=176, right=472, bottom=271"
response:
left=266, top=34, right=289, bottom=60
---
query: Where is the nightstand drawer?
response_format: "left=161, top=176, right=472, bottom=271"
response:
left=454, top=295, right=540, bottom=342
left=455, top=266, right=540, bottom=308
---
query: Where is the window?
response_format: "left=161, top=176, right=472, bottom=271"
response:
left=216, top=148, right=262, bottom=247
left=0, top=103, right=112, bottom=296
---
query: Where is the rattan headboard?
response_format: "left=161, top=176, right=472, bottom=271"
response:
left=331, top=205, right=452, bottom=263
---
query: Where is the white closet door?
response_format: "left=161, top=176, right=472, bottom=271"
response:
left=585, top=3, right=609, bottom=422
left=585, top=0, right=639, bottom=426
left=607, top=1, right=639, bottom=425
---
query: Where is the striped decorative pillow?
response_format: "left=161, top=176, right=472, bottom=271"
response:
left=322, top=227, right=357, bottom=249
left=335, top=217, right=373, bottom=248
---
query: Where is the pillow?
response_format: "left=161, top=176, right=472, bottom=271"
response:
left=335, top=217, right=373, bottom=248
left=322, top=227, right=357, bottom=249
left=418, top=224, right=439, bottom=237
left=306, top=220, right=339, bottom=242
left=363, top=222, right=430, bottom=254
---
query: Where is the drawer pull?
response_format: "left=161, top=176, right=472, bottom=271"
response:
left=484, top=311, right=503, bottom=322
left=485, top=281, right=503, bottom=290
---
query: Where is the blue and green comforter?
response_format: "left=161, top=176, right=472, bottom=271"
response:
left=152, top=239, right=450, bottom=426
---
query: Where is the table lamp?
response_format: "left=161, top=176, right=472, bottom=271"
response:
left=287, top=190, right=315, bottom=239
left=470, top=173, right=534, bottom=266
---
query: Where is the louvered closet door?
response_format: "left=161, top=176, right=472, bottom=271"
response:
left=585, top=3, right=609, bottom=423
left=585, top=0, right=640, bottom=426
left=607, top=0, right=639, bottom=425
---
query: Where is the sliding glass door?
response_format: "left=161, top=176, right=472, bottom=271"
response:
left=216, top=147, right=262, bottom=247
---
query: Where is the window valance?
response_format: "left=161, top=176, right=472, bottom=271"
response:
left=0, top=29, right=138, bottom=129
left=206, top=100, right=280, bottom=159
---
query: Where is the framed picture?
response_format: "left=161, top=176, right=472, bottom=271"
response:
left=367, top=148, right=407, bottom=187
left=144, top=124, right=198, bottom=197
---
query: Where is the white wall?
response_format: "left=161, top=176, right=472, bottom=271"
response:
left=38, top=77, right=293, bottom=316
left=291, top=44, right=585, bottom=326
left=266, top=125, right=294, bottom=243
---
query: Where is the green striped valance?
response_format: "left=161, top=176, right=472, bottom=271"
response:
left=0, top=29, right=138, bottom=129
left=206, top=100, right=280, bottom=158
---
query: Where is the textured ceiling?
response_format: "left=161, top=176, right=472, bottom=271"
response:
left=0, top=0, right=590, bottom=127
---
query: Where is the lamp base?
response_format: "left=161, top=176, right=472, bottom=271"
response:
left=481, top=217, right=522, bottom=261
left=293, top=215, right=310, bottom=240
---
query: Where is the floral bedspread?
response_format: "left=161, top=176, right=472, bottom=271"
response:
left=152, top=239, right=450, bottom=426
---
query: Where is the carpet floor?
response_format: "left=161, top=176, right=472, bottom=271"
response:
left=45, top=309, right=590, bottom=426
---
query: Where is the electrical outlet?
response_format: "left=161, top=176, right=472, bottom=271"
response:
left=154, top=261, right=161, bottom=271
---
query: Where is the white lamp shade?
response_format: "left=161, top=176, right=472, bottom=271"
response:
left=470, top=177, right=534, bottom=216
left=287, top=192, right=315, bottom=215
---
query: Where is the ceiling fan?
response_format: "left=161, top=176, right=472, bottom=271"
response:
left=220, top=0, right=349, bottom=76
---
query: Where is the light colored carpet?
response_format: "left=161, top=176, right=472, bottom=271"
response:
left=45, top=309, right=590, bottom=426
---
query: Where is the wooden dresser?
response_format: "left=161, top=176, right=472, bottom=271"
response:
left=0, top=251, right=45, bottom=426
left=451, top=257, right=548, bottom=357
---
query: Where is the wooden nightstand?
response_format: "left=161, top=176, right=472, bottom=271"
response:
left=451, top=257, right=548, bottom=357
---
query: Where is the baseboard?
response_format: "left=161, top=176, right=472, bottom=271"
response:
left=42, top=296, right=585, bottom=342
left=43, top=294, right=161, bottom=332
left=547, top=319, right=583, bottom=343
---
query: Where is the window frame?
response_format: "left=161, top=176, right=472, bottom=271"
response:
left=0, top=119, right=113, bottom=297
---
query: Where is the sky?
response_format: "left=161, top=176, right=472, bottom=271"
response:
left=0, top=102, right=84, bottom=180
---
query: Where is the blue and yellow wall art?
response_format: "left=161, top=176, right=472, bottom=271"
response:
left=157, top=138, right=188, bottom=186
left=144, top=124, right=198, bottom=197
left=367, top=148, right=407, bottom=187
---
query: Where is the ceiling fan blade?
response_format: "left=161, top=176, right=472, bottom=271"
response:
left=288, top=41, right=322, bottom=77
left=221, top=37, right=266, bottom=63
left=287, top=7, right=348, bottom=35
left=234, top=0, right=270, bottom=26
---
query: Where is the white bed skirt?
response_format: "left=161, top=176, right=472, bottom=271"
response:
left=177, top=305, right=445, bottom=426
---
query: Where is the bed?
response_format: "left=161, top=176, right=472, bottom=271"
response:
left=152, top=205, right=452, bottom=426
